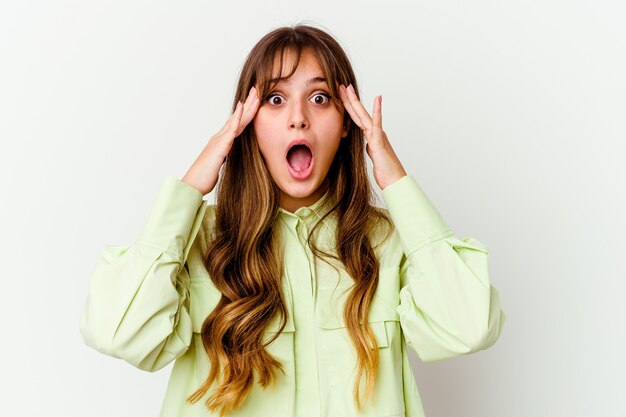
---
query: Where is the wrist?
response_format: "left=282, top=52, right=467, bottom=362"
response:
left=180, top=173, right=206, bottom=196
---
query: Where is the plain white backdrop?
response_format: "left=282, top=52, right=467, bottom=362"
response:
left=1, top=0, right=624, bottom=416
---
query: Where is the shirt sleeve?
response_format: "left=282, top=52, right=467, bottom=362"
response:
left=79, top=176, right=208, bottom=372
left=381, top=174, right=506, bottom=363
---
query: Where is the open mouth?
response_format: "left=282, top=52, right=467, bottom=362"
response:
left=285, top=141, right=314, bottom=180
left=286, top=144, right=313, bottom=172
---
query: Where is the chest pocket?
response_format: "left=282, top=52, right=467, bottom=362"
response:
left=188, top=277, right=220, bottom=334
left=236, top=301, right=296, bottom=417
left=315, top=267, right=406, bottom=417
left=188, top=275, right=297, bottom=417
left=316, top=265, right=401, bottom=336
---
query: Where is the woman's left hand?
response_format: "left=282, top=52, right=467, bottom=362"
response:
left=338, top=84, right=407, bottom=190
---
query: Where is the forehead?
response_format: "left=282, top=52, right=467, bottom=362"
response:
left=270, top=48, right=324, bottom=81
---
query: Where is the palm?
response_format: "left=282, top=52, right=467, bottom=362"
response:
left=338, top=84, right=406, bottom=190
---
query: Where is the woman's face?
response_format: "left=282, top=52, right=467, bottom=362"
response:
left=253, top=48, right=348, bottom=213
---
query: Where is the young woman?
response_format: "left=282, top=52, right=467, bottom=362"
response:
left=80, top=24, right=506, bottom=417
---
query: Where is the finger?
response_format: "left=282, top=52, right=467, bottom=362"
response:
left=216, top=100, right=243, bottom=136
left=244, top=86, right=257, bottom=107
left=338, top=84, right=365, bottom=130
left=345, top=84, right=373, bottom=130
left=239, top=100, right=260, bottom=134
left=241, top=87, right=260, bottom=124
left=227, top=101, right=244, bottom=134
left=372, top=95, right=382, bottom=129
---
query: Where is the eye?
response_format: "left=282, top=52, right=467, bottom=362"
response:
left=265, top=93, right=284, bottom=106
left=264, top=91, right=332, bottom=106
left=311, top=92, right=331, bottom=105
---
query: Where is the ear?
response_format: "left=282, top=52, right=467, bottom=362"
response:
left=341, top=117, right=350, bottom=138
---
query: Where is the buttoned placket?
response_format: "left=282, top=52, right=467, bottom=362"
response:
left=295, top=209, right=318, bottom=300
left=277, top=191, right=337, bottom=417
left=280, top=207, right=325, bottom=417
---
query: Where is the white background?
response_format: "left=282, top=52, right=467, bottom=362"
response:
left=1, top=0, right=624, bottom=416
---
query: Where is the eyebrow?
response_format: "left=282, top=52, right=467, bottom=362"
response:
left=270, top=76, right=327, bottom=86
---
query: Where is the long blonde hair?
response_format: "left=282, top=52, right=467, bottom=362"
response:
left=186, top=23, right=394, bottom=416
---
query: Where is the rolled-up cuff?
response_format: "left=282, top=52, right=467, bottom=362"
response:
left=136, top=176, right=207, bottom=257
left=381, top=175, right=453, bottom=256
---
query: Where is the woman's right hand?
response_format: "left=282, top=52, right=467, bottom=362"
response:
left=181, top=86, right=261, bottom=196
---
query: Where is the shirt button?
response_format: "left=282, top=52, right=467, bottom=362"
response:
left=301, top=208, right=312, bottom=216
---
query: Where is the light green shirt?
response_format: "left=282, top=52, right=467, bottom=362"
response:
left=79, top=174, right=506, bottom=417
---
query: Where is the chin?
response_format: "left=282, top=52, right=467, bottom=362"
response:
left=279, top=179, right=319, bottom=198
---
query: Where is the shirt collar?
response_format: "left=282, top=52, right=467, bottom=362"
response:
left=277, top=188, right=336, bottom=231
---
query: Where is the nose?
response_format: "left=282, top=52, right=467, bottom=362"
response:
left=288, top=99, right=308, bottom=129
left=290, top=119, right=308, bottom=129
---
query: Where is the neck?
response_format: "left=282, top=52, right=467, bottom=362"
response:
left=279, top=179, right=329, bottom=213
